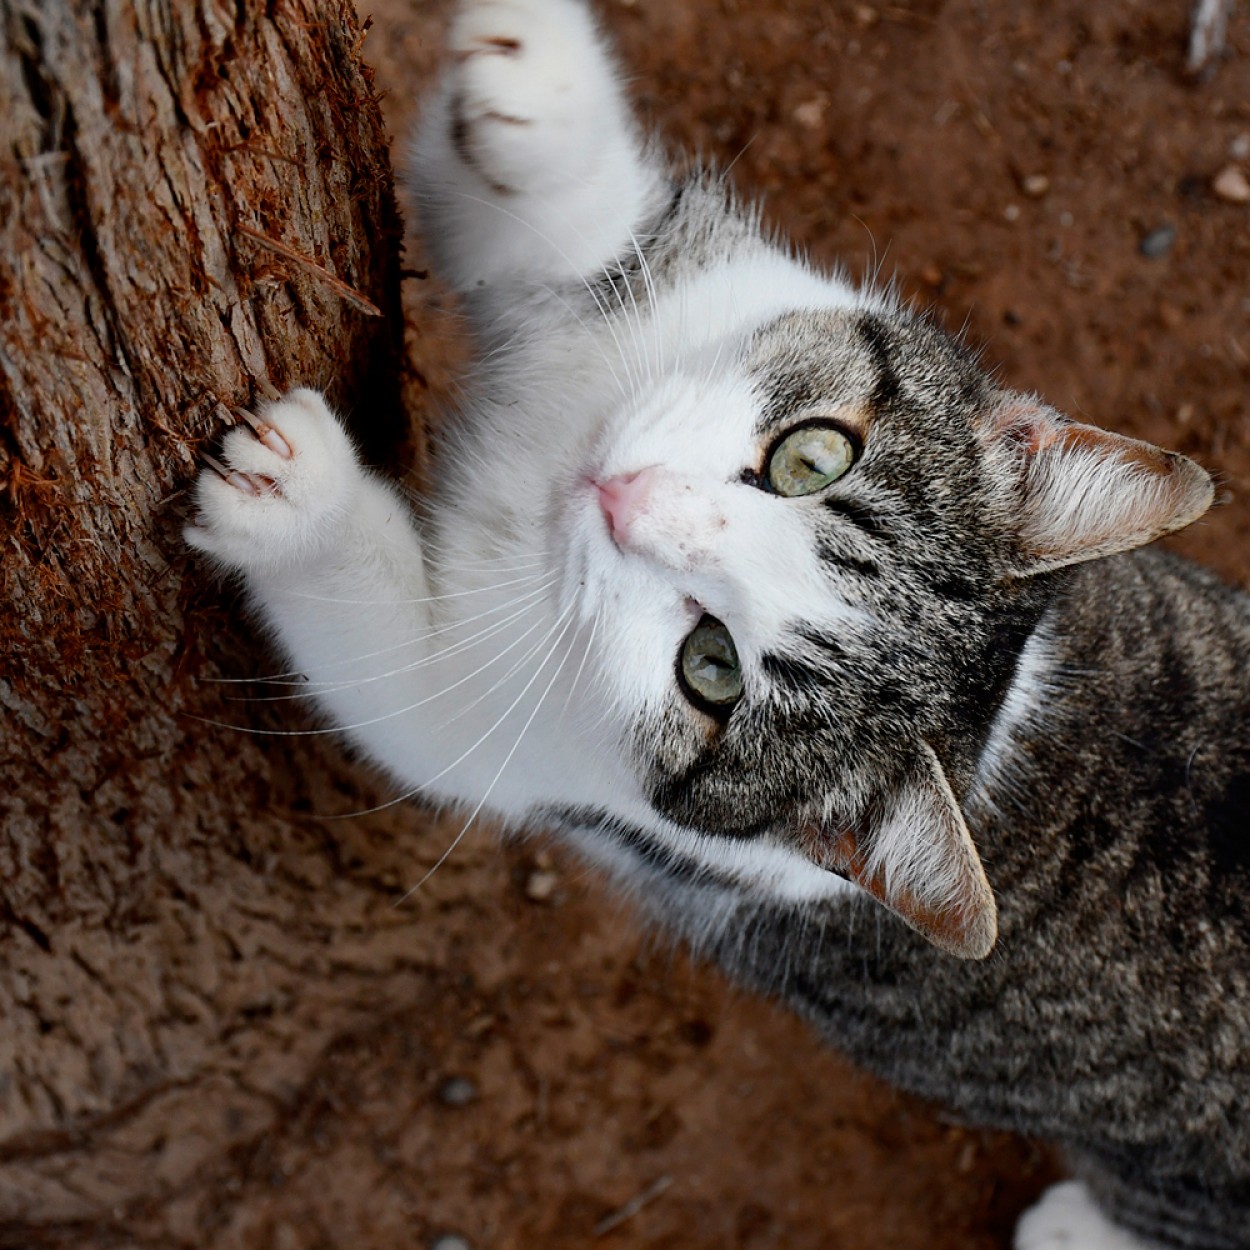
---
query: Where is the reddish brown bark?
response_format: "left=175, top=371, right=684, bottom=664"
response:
left=0, top=2, right=419, bottom=1242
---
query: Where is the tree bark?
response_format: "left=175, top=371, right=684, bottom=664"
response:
left=0, top=2, right=434, bottom=1243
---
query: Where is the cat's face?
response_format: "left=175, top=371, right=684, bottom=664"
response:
left=550, top=301, right=1208, bottom=956
left=559, top=307, right=1024, bottom=838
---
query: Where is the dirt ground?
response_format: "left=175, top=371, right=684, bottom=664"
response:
left=228, top=2, right=1250, bottom=1247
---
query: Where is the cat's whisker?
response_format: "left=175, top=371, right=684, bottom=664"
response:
left=581, top=259, right=643, bottom=394
left=310, top=580, right=558, bottom=685
left=436, top=600, right=576, bottom=729
left=694, top=332, right=730, bottom=397
left=204, top=571, right=553, bottom=685
left=422, top=549, right=547, bottom=571
left=622, top=221, right=665, bottom=381
left=238, top=589, right=554, bottom=691
left=190, top=608, right=553, bottom=738
left=720, top=133, right=758, bottom=181
left=275, top=567, right=547, bottom=608
left=557, top=609, right=601, bottom=723
left=603, top=250, right=652, bottom=387
left=253, top=607, right=555, bottom=715
left=333, top=601, right=579, bottom=821
left=602, top=246, right=664, bottom=395
left=223, top=585, right=557, bottom=702
left=514, top=180, right=654, bottom=395
left=415, top=613, right=562, bottom=706
left=392, top=605, right=583, bottom=899
left=853, top=213, right=893, bottom=297
left=534, top=283, right=629, bottom=400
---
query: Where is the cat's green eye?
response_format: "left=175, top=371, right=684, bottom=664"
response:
left=766, top=423, right=857, bottom=497
left=678, top=616, right=743, bottom=713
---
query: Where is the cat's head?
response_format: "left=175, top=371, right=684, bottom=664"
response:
left=559, top=306, right=1212, bottom=957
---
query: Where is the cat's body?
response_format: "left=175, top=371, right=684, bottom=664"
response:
left=186, top=2, right=1249, bottom=1246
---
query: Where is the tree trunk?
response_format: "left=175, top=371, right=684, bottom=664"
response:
left=0, top=3, right=438, bottom=1242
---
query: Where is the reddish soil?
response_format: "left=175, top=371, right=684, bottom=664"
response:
left=241, top=3, right=1249, bottom=1247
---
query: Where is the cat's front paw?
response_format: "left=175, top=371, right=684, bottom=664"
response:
left=1015, top=1182, right=1163, bottom=1250
left=448, top=0, right=625, bottom=197
left=185, top=388, right=362, bottom=574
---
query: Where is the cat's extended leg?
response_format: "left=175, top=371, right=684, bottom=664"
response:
left=1015, top=1181, right=1166, bottom=1250
left=410, top=0, right=668, bottom=292
left=186, top=390, right=439, bottom=782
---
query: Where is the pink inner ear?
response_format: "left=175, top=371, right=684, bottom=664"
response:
left=984, top=399, right=1065, bottom=453
left=981, top=395, right=1214, bottom=577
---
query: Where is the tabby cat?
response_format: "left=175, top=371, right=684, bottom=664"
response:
left=186, top=2, right=1249, bottom=1245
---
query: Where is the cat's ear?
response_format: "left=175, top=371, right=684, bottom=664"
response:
left=979, top=396, right=1213, bottom=578
left=803, top=745, right=997, bottom=960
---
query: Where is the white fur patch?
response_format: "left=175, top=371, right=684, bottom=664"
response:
left=969, top=619, right=1054, bottom=816
left=1015, top=1181, right=1166, bottom=1250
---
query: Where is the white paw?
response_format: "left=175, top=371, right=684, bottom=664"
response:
left=448, top=0, right=625, bottom=197
left=1015, top=1182, right=1164, bottom=1250
left=185, top=388, right=363, bottom=574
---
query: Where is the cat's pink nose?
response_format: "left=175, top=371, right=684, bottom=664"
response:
left=596, top=468, right=656, bottom=547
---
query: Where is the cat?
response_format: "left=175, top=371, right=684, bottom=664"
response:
left=185, top=0, right=1250, bottom=1246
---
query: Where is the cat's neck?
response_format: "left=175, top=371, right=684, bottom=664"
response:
left=970, top=546, right=1250, bottom=882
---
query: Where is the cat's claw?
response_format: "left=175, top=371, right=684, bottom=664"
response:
left=185, top=388, right=363, bottom=574
left=445, top=0, right=626, bottom=199
left=414, top=0, right=657, bottom=289
left=233, top=407, right=293, bottom=460
left=200, top=451, right=276, bottom=498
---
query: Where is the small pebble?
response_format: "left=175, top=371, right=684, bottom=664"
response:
left=1003, top=204, right=1021, bottom=222
left=1212, top=165, right=1250, bottom=203
left=431, top=1237, right=472, bottom=1250
left=462, top=1013, right=495, bottom=1040
left=1021, top=174, right=1050, bottom=198
left=793, top=97, right=828, bottom=130
left=525, top=868, right=560, bottom=902
left=1230, top=133, right=1250, bottom=161
left=437, top=1076, right=479, bottom=1108
left=1138, top=224, right=1176, bottom=260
